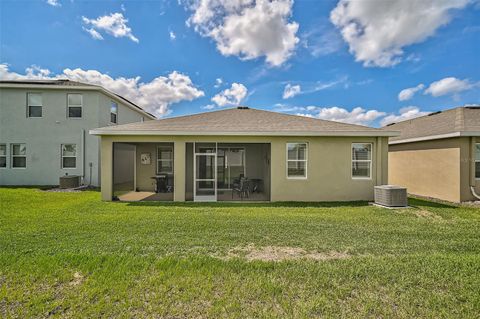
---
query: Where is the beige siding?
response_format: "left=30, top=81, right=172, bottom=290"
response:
left=99, top=135, right=388, bottom=202
left=388, top=138, right=462, bottom=202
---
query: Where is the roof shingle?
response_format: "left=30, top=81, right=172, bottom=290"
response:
left=91, top=107, right=397, bottom=136
left=384, top=106, right=480, bottom=143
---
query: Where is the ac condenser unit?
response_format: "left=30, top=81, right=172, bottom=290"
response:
left=59, top=175, right=81, bottom=189
left=374, top=185, right=408, bottom=207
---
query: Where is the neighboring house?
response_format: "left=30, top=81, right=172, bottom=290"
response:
left=90, top=107, right=398, bottom=202
left=385, top=106, right=480, bottom=202
left=0, top=80, right=155, bottom=187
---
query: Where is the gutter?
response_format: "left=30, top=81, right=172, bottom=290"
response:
left=390, top=131, right=480, bottom=145
left=89, top=129, right=400, bottom=137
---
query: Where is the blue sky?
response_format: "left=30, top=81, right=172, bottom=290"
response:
left=1, top=0, right=479, bottom=126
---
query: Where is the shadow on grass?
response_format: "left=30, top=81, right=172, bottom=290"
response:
left=408, top=197, right=458, bottom=209
left=124, top=200, right=370, bottom=209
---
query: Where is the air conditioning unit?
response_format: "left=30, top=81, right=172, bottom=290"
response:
left=59, top=175, right=81, bottom=189
left=374, top=185, right=408, bottom=207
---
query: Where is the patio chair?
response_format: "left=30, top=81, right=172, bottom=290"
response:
left=232, top=177, right=249, bottom=200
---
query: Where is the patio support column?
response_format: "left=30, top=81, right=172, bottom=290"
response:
left=174, top=141, right=186, bottom=202
left=101, top=137, right=113, bottom=201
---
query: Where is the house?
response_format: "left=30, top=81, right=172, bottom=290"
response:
left=90, top=107, right=398, bottom=202
left=385, top=106, right=480, bottom=202
left=0, top=80, right=155, bottom=186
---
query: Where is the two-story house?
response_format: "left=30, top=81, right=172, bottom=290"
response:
left=0, top=80, right=155, bottom=187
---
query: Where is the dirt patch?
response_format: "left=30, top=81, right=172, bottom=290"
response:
left=69, top=272, right=84, bottom=286
left=413, top=209, right=444, bottom=221
left=222, top=244, right=351, bottom=262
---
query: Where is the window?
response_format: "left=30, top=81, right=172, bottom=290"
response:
left=475, top=144, right=480, bottom=179
left=287, top=143, right=307, bottom=178
left=0, top=144, right=6, bottom=168
left=157, top=146, right=173, bottom=174
left=11, top=144, right=26, bottom=168
left=27, top=93, right=42, bottom=118
left=61, top=144, right=77, bottom=169
left=67, top=94, right=83, bottom=118
left=352, top=143, right=372, bottom=179
left=110, top=102, right=118, bottom=123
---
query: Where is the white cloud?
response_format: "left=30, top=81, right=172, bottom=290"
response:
left=169, top=31, right=176, bottom=40
left=214, top=77, right=223, bottom=88
left=282, top=84, right=301, bottom=99
left=297, top=106, right=386, bottom=126
left=301, top=25, right=343, bottom=57
left=121, top=4, right=126, bottom=12
left=46, top=0, right=61, bottom=7
left=82, top=13, right=139, bottom=43
left=83, top=27, right=104, bottom=40
left=186, top=0, right=299, bottom=67
left=330, top=0, right=470, bottom=67
left=0, top=64, right=204, bottom=117
left=424, top=77, right=473, bottom=97
left=211, top=82, right=247, bottom=107
left=398, top=83, right=425, bottom=101
left=380, top=106, right=430, bottom=126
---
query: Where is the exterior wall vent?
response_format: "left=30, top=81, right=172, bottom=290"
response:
left=374, top=185, right=408, bottom=207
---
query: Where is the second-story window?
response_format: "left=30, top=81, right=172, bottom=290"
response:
left=68, top=94, right=83, bottom=118
left=110, top=102, right=118, bottom=124
left=27, top=93, right=42, bottom=118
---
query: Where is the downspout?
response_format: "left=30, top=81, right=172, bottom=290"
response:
left=81, top=129, right=85, bottom=185
left=469, top=137, right=480, bottom=200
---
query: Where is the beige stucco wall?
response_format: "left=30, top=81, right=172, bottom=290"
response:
left=389, top=137, right=479, bottom=202
left=389, top=137, right=467, bottom=202
left=99, top=135, right=389, bottom=202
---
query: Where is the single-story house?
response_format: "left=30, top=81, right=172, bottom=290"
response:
left=385, top=106, right=480, bottom=202
left=90, top=107, right=398, bottom=202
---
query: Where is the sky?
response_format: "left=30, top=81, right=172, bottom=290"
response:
left=1, top=0, right=479, bottom=127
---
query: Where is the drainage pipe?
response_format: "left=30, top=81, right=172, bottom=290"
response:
left=471, top=186, right=480, bottom=200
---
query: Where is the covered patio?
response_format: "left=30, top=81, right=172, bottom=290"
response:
left=112, top=141, right=271, bottom=202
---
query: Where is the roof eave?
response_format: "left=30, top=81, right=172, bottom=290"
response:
left=0, top=83, right=156, bottom=120
left=389, top=131, right=480, bottom=144
left=89, top=129, right=400, bottom=137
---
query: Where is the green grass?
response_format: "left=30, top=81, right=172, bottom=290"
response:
left=1, top=188, right=479, bottom=318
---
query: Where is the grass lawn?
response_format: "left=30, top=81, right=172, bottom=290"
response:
left=1, top=188, right=479, bottom=318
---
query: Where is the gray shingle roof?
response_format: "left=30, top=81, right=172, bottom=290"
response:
left=384, top=106, right=480, bottom=144
left=91, top=107, right=397, bottom=137
left=0, top=79, right=98, bottom=87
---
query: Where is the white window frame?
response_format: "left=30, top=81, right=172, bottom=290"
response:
left=156, top=145, right=173, bottom=174
left=0, top=144, right=6, bottom=169
left=351, top=143, right=373, bottom=180
left=286, top=142, right=308, bottom=179
left=27, top=93, right=42, bottom=118
left=475, top=143, right=480, bottom=180
left=61, top=144, right=77, bottom=169
left=67, top=93, right=83, bottom=119
left=11, top=143, right=26, bottom=169
left=110, top=102, right=118, bottom=124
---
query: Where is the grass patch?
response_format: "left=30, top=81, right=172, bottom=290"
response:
left=1, top=188, right=479, bottom=317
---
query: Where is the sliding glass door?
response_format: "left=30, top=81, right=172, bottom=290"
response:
left=217, top=147, right=245, bottom=190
